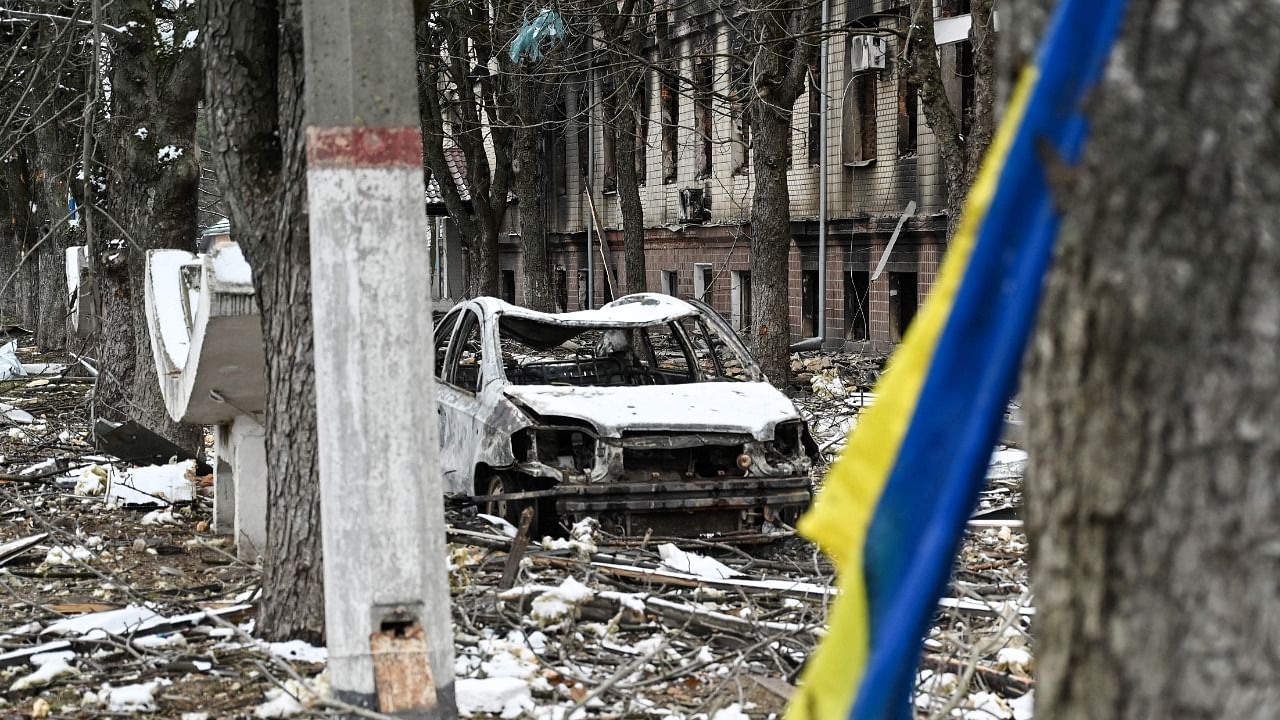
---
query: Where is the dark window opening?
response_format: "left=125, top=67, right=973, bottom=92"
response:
left=844, top=270, right=869, bottom=341
left=661, top=75, right=679, bottom=184
left=448, top=312, right=485, bottom=392
left=898, top=75, right=918, bottom=156
left=888, top=270, right=918, bottom=342
left=842, top=72, right=877, bottom=165
left=577, top=268, right=589, bottom=309
left=552, top=94, right=568, bottom=195
left=939, top=0, right=971, bottom=18
left=733, top=270, right=752, bottom=331
left=808, top=62, right=822, bottom=166
left=694, top=54, right=714, bottom=179
left=501, top=270, right=517, bottom=304
left=696, top=263, right=714, bottom=302
left=661, top=269, right=679, bottom=297
left=801, top=269, right=820, bottom=337
left=637, top=72, right=650, bottom=186
left=577, top=82, right=590, bottom=184
left=728, top=30, right=751, bottom=176
left=554, top=268, right=568, bottom=311
left=603, top=104, right=617, bottom=193
left=602, top=265, right=618, bottom=302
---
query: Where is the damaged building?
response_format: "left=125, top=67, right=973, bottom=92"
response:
left=427, top=0, right=988, bottom=350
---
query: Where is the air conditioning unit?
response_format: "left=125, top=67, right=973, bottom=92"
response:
left=679, top=188, right=711, bottom=223
left=849, top=35, right=887, bottom=72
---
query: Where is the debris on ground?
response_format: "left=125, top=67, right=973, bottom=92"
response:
left=0, top=335, right=1035, bottom=718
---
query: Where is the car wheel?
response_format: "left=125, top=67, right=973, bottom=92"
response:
left=482, top=472, right=522, bottom=526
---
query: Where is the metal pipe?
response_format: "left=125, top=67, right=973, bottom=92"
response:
left=585, top=65, right=595, bottom=309
left=791, top=0, right=831, bottom=352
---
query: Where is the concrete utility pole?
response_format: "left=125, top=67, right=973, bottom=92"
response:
left=302, top=2, right=455, bottom=716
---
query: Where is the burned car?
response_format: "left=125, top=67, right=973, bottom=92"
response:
left=433, top=293, right=816, bottom=540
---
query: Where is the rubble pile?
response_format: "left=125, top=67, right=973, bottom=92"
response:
left=0, top=335, right=1034, bottom=719
left=787, top=351, right=887, bottom=467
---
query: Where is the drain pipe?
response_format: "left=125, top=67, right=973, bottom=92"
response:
left=790, top=0, right=831, bottom=352
left=585, top=65, right=595, bottom=309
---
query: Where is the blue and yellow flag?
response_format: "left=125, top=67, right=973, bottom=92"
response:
left=787, top=2, right=1129, bottom=719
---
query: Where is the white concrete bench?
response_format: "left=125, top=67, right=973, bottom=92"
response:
left=141, top=242, right=268, bottom=559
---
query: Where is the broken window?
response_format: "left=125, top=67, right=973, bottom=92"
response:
left=801, top=269, right=820, bottom=337
left=493, top=314, right=757, bottom=388
left=731, top=270, right=752, bottom=332
left=434, top=308, right=461, bottom=378
left=448, top=310, right=485, bottom=392
left=661, top=270, right=679, bottom=297
left=642, top=322, right=693, bottom=379
left=808, top=61, right=822, bottom=166
left=552, top=92, right=568, bottom=195
left=602, top=264, right=618, bottom=303
left=637, top=72, right=650, bottom=186
left=577, top=81, right=591, bottom=185
left=888, top=270, right=918, bottom=342
left=501, top=270, right=516, bottom=304
left=844, top=270, right=869, bottom=341
left=842, top=72, right=877, bottom=166
left=898, top=73, right=918, bottom=156
left=603, top=91, right=618, bottom=193
left=728, top=47, right=751, bottom=176
left=678, top=317, right=747, bottom=381
left=939, top=0, right=971, bottom=17
left=693, top=263, right=714, bottom=303
left=694, top=51, right=714, bottom=179
left=660, top=75, right=679, bottom=184
left=554, top=268, right=568, bottom=312
left=577, top=268, right=589, bottom=309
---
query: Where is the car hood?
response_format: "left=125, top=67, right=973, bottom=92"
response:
left=502, top=382, right=801, bottom=440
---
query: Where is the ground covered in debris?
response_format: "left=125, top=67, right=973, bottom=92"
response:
left=0, top=339, right=1033, bottom=719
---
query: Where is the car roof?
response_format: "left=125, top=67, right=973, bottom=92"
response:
left=466, top=293, right=701, bottom=328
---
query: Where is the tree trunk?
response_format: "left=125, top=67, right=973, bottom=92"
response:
left=95, top=0, right=203, bottom=452
left=0, top=173, right=14, bottom=322
left=513, top=79, right=553, bottom=311
left=33, top=120, right=82, bottom=353
left=748, top=102, right=795, bottom=386
left=613, top=75, right=647, bottom=295
left=416, top=6, right=512, bottom=300
left=203, top=0, right=324, bottom=643
left=1024, top=3, right=1280, bottom=717
left=906, top=0, right=996, bottom=241
left=744, top=0, right=817, bottom=387
left=2, top=147, right=42, bottom=331
left=468, top=223, right=502, bottom=298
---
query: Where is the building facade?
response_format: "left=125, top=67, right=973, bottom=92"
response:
left=428, top=0, right=985, bottom=350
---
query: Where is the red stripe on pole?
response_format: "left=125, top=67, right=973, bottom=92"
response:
left=307, top=126, right=423, bottom=168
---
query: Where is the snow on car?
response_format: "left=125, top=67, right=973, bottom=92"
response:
left=433, top=293, right=817, bottom=541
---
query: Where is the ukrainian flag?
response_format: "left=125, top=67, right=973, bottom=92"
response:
left=787, top=2, right=1129, bottom=719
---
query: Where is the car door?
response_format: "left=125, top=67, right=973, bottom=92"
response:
left=436, top=306, right=489, bottom=496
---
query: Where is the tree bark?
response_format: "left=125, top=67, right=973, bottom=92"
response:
left=95, top=0, right=203, bottom=452
left=744, top=0, right=818, bottom=386
left=33, top=103, right=84, bottom=353
left=203, top=0, right=324, bottom=643
left=513, top=77, right=554, bottom=311
left=748, top=103, right=797, bottom=386
left=1025, top=3, right=1280, bottom=717
left=598, top=0, right=649, bottom=296
left=906, top=0, right=996, bottom=240
left=1, top=147, right=42, bottom=331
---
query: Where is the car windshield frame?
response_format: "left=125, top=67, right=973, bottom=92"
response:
left=493, top=308, right=763, bottom=387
